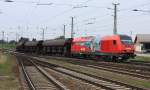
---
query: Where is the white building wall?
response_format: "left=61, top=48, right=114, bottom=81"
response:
left=135, top=44, right=142, bottom=53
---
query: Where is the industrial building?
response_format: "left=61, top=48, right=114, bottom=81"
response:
left=134, top=34, right=150, bottom=53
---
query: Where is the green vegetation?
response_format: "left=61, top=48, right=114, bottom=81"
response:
left=0, top=43, right=16, bottom=50
left=0, top=52, right=19, bottom=89
left=0, top=52, right=13, bottom=75
left=135, top=56, right=150, bottom=61
left=130, top=56, right=150, bottom=62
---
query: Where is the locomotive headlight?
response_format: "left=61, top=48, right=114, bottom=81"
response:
left=80, top=48, right=85, bottom=51
left=126, top=48, right=131, bottom=50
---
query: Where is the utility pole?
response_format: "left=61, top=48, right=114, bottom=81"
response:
left=7, top=37, right=8, bottom=43
left=16, top=33, right=17, bottom=42
left=41, top=27, right=45, bottom=40
left=130, top=30, right=132, bottom=36
left=18, top=26, right=21, bottom=38
left=16, top=33, right=18, bottom=42
left=63, top=25, right=66, bottom=39
left=130, top=30, right=133, bottom=40
left=71, top=17, right=74, bottom=38
left=26, top=26, right=29, bottom=38
left=2, top=31, right=4, bottom=50
left=113, top=3, right=119, bottom=35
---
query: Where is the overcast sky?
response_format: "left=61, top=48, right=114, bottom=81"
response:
left=0, top=0, right=150, bottom=41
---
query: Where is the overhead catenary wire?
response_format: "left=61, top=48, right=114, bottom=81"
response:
left=4, top=0, right=110, bottom=26
left=119, top=2, right=150, bottom=12
left=2, top=0, right=150, bottom=40
left=73, top=13, right=110, bottom=26
left=35, top=0, right=111, bottom=25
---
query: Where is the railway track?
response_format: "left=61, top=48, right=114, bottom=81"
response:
left=86, top=64, right=150, bottom=79
left=11, top=50, right=150, bottom=67
left=13, top=52, right=149, bottom=90
left=126, top=60, right=150, bottom=66
left=18, top=57, right=69, bottom=90
left=94, top=62, right=150, bottom=79
left=18, top=56, right=107, bottom=90
left=24, top=55, right=148, bottom=90
left=13, top=51, right=150, bottom=74
left=35, top=55, right=150, bottom=80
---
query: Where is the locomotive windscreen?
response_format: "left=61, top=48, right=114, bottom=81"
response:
left=120, top=35, right=133, bottom=44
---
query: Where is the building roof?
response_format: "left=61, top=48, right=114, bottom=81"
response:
left=135, top=34, right=150, bottom=43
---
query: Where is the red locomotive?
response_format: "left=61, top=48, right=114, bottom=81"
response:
left=71, top=36, right=95, bottom=57
left=70, top=35, right=135, bottom=61
left=16, top=34, right=135, bottom=62
left=99, top=35, right=135, bottom=61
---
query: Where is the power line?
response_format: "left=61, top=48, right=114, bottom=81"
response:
left=36, top=0, right=108, bottom=24
left=78, top=22, right=112, bottom=30
left=83, top=0, right=92, bottom=3
left=9, top=0, right=37, bottom=4
left=119, top=2, right=150, bottom=12
left=74, top=13, right=110, bottom=26
left=133, top=9, right=150, bottom=13
left=41, top=8, right=75, bottom=24
left=9, top=1, right=109, bottom=26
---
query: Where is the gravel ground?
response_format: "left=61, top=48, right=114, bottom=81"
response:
left=26, top=66, right=60, bottom=90
left=45, top=58, right=150, bottom=89
left=44, top=67, right=105, bottom=90
left=19, top=66, right=29, bottom=90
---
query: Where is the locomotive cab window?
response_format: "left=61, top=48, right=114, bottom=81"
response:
left=113, top=40, right=116, bottom=45
left=120, top=35, right=133, bottom=45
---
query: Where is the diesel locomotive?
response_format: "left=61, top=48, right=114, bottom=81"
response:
left=16, top=34, right=136, bottom=62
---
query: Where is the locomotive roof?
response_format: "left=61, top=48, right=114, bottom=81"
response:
left=25, top=41, right=39, bottom=46
left=101, top=35, right=131, bottom=40
left=42, top=39, right=66, bottom=46
left=101, top=35, right=119, bottom=40
left=73, top=36, right=95, bottom=42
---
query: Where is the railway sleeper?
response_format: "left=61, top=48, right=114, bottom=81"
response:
left=54, top=67, right=131, bottom=90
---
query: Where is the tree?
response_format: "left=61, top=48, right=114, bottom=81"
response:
left=9, top=40, right=16, bottom=44
left=0, top=40, right=6, bottom=44
left=55, top=36, right=65, bottom=40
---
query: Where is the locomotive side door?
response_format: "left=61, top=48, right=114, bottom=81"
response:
left=64, top=38, right=73, bottom=56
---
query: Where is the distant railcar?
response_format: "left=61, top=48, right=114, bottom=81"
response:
left=42, top=38, right=72, bottom=56
left=16, top=41, right=25, bottom=52
left=24, top=41, right=39, bottom=53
